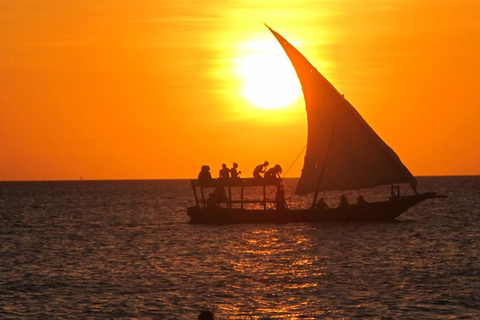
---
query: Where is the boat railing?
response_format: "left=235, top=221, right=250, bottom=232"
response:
left=191, top=178, right=281, bottom=210
left=192, top=178, right=281, bottom=188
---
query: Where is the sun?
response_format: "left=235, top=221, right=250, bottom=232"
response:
left=235, top=40, right=302, bottom=110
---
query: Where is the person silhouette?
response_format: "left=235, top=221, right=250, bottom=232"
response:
left=275, top=185, right=287, bottom=210
left=264, top=164, right=282, bottom=181
left=357, top=195, right=367, bottom=205
left=253, top=161, right=269, bottom=179
left=206, top=193, right=218, bottom=209
left=212, top=186, right=228, bottom=203
left=198, top=165, right=212, bottom=184
left=198, top=310, right=214, bottom=320
left=339, top=194, right=349, bottom=207
left=315, top=198, right=329, bottom=210
left=230, top=162, right=241, bottom=179
left=219, top=163, right=230, bottom=179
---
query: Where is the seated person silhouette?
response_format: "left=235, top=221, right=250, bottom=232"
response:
left=219, top=163, right=230, bottom=179
left=357, top=195, right=367, bottom=205
left=206, top=193, right=218, bottom=209
left=198, top=165, right=212, bottom=184
left=230, top=162, right=241, bottom=179
left=339, top=194, right=349, bottom=208
left=314, top=198, right=329, bottom=210
left=264, top=164, right=282, bottom=182
left=253, top=161, right=269, bottom=179
left=212, top=187, right=228, bottom=203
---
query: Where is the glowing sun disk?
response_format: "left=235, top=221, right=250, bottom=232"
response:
left=236, top=41, right=302, bottom=110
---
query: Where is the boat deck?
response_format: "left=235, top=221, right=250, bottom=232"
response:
left=191, top=178, right=282, bottom=210
left=192, top=177, right=281, bottom=188
left=187, top=192, right=446, bottom=224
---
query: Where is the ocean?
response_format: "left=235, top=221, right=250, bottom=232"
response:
left=0, top=177, right=479, bottom=318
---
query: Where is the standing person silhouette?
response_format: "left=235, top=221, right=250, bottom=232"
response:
left=219, top=163, right=230, bottom=179
left=275, top=185, right=287, bottom=210
left=253, top=161, right=269, bottom=179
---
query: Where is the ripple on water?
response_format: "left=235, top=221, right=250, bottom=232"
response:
left=0, top=177, right=479, bottom=318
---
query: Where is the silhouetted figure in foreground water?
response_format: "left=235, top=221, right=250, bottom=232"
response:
left=230, top=162, right=241, bottom=179
left=198, top=310, right=214, bottom=320
left=198, top=165, right=212, bottom=183
left=264, top=164, right=282, bottom=181
left=219, top=163, right=230, bottom=179
left=253, top=161, right=269, bottom=179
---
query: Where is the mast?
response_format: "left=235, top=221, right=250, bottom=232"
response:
left=311, top=110, right=339, bottom=207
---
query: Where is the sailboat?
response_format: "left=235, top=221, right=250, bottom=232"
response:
left=187, top=26, right=445, bottom=224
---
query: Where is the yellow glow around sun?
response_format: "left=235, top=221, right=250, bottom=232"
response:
left=235, top=40, right=302, bottom=110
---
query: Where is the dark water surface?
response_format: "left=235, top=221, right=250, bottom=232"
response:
left=0, top=177, right=479, bottom=318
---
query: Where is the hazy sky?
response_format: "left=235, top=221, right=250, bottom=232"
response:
left=1, top=0, right=479, bottom=180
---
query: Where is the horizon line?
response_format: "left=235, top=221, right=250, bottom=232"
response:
left=1, top=174, right=479, bottom=183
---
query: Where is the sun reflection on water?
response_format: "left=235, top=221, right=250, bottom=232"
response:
left=213, top=227, right=331, bottom=317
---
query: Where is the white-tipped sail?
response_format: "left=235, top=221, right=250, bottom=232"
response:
left=267, top=26, right=417, bottom=194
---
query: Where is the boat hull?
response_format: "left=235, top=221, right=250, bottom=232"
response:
left=187, top=193, right=441, bottom=224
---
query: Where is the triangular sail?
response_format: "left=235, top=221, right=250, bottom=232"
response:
left=267, top=26, right=417, bottom=194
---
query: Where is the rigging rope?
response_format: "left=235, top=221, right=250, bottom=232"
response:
left=265, top=144, right=307, bottom=203
left=281, top=144, right=307, bottom=179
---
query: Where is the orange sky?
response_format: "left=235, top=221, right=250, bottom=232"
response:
left=1, top=0, right=479, bottom=181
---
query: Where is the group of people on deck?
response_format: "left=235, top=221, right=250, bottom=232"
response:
left=314, top=194, right=368, bottom=210
left=200, top=164, right=369, bottom=210
left=198, top=161, right=285, bottom=210
left=198, top=163, right=240, bottom=183
left=253, top=161, right=282, bottom=181
left=198, top=161, right=282, bottom=182
left=219, top=163, right=241, bottom=179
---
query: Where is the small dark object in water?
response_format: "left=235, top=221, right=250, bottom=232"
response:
left=198, top=310, right=214, bottom=320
